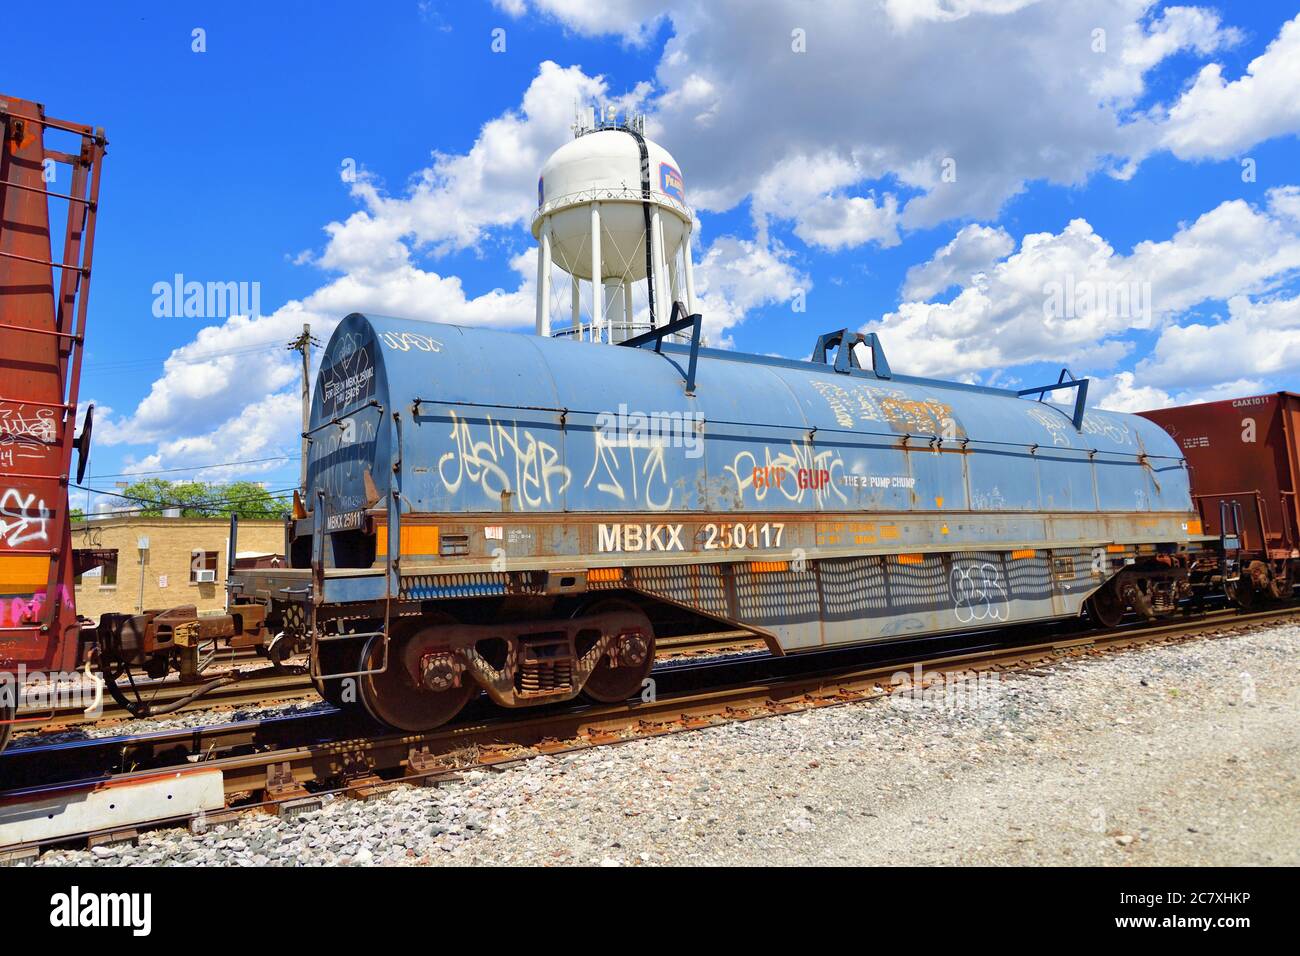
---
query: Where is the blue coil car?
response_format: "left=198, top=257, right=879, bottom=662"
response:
left=224, top=311, right=1205, bottom=730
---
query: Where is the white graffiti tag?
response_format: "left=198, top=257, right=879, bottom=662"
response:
left=1025, top=406, right=1071, bottom=447
left=438, top=411, right=571, bottom=510
left=585, top=428, right=675, bottom=512
left=950, top=562, right=1008, bottom=624
left=1, top=488, right=51, bottom=547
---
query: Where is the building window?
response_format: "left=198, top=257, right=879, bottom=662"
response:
left=190, top=550, right=219, bottom=584
left=75, top=551, right=118, bottom=589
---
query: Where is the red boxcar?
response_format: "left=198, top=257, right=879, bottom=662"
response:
left=0, top=96, right=105, bottom=746
left=1138, top=392, right=1300, bottom=601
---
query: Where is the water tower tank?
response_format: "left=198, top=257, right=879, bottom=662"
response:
left=532, top=109, right=696, bottom=343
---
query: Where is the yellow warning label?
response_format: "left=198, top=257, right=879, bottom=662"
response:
left=0, top=555, right=48, bottom=590
left=375, top=525, right=440, bottom=556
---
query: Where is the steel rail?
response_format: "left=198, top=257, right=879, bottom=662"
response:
left=14, top=630, right=765, bottom=729
left=1, top=604, right=1294, bottom=856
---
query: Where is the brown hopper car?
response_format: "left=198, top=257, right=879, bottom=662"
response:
left=1139, top=392, right=1300, bottom=604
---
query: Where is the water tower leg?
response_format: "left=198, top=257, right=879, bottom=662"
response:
left=650, top=208, right=666, bottom=326
left=622, top=279, right=634, bottom=343
left=683, top=233, right=697, bottom=315
left=570, top=275, right=581, bottom=333
left=536, top=218, right=552, bottom=337
left=656, top=212, right=673, bottom=318
left=590, top=203, right=603, bottom=340
left=669, top=244, right=682, bottom=307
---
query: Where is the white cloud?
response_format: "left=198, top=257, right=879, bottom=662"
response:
left=1091, top=5, right=1241, bottom=103
left=1091, top=371, right=1175, bottom=412
left=1158, top=13, right=1300, bottom=160
left=502, top=0, right=1250, bottom=240
left=322, top=61, right=621, bottom=264
left=902, top=223, right=1014, bottom=300
left=873, top=189, right=1300, bottom=381
left=691, top=236, right=808, bottom=346
left=1134, top=293, right=1300, bottom=391
left=121, top=391, right=303, bottom=484
left=793, top=194, right=901, bottom=251
left=492, top=0, right=669, bottom=44
left=881, top=0, right=1042, bottom=30
left=491, top=3, right=1300, bottom=250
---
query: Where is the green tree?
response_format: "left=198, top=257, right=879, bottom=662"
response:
left=120, top=478, right=287, bottom=519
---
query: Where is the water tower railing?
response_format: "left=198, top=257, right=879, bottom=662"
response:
left=551, top=321, right=694, bottom=346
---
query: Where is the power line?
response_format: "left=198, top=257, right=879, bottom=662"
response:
left=72, top=482, right=299, bottom=517
left=84, top=339, right=299, bottom=373
left=87, top=454, right=300, bottom=479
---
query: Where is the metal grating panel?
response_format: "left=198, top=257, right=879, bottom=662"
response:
left=887, top=554, right=948, bottom=609
left=401, top=572, right=510, bottom=599
left=632, top=563, right=728, bottom=616
left=820, top=556, right=889, bottom=620
left=733, top=567, right=820, bottom=624
left=1004, top=554, right=1052, bottom=600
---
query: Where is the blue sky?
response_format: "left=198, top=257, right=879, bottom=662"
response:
left=6, top=1, right=1300, bottom=509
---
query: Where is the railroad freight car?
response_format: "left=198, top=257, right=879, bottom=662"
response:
left=1139, top=393, right=1300, bottom=605
left=100, top=311, right=1206, bottom=733
left=0, top=97, right=105, bottom=752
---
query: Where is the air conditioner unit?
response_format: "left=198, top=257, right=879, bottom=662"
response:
left=195, top=569, right=216, bottom=583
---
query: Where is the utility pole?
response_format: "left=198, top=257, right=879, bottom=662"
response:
left=287, top=323, right=320, bottom=493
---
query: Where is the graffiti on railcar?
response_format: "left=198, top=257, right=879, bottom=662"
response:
left=314, top=334, right=380, bottom=511
left=949, top=560, right=1008, bottom=624
left=1081, top=412, right=1132, bottom=445
left=585, top=427, right=675, bottom=511
left=1026, top=406, right=1072, bottom=447
left=377, top=330, right=443, bottom=354
left=0, top=404, right=57, bottom=470
left=0, top=487, right=51, bottom=548
left=726, top=440, right=848, bottom=505
left=1, top=584, right=70, bottom=629
left=810, top=379, right=961, bottom=438
left=439, top=410, right=571, bottom=510
left=319, top=333, right=376, bottom=417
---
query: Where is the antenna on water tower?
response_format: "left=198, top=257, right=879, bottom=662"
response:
left=532, top=103, right=697, bottom=344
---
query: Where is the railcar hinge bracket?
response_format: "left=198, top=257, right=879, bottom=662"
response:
left=1017, top=368, right=1090, bottom=431
left=812, top=329, right=892, bottom=378
left=618, top=300, right=703, bottom=396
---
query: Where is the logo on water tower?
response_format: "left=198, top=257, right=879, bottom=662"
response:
left=538, top=176, right=544, bottom=207
left=659, top=163, right=684, bottom=203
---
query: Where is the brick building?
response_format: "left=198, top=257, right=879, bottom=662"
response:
left=71, top=516, right=285, bottom=619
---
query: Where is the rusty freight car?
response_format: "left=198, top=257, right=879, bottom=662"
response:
left=1139, top=392, right=1300, bottom=604
left=0, top=96, right=105, bottom=750
left=131, top=312, right=1208, bottom=733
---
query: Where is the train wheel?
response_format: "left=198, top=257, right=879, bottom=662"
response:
left=1268, top=565, right=1293, bottom=601
left=357, top=624, right=475, bottom=732
left=1226, top=569, right=1257, bottom=609
left=312, top=637, right=362, bottom=710
left=1084, top=581, right=1125, bottom=629
left=578, top=599, right=656, bottom=704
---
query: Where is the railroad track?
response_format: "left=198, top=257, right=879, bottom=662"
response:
left=15, top=629, right=765, bottom=729
left=1, top=605, right=1293, bottom=857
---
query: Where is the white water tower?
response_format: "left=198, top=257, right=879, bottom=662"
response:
left=532, top=106, right=696, bottom=343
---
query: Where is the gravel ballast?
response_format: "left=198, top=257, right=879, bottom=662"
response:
left=29, top=622, right=1299, bottom=866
